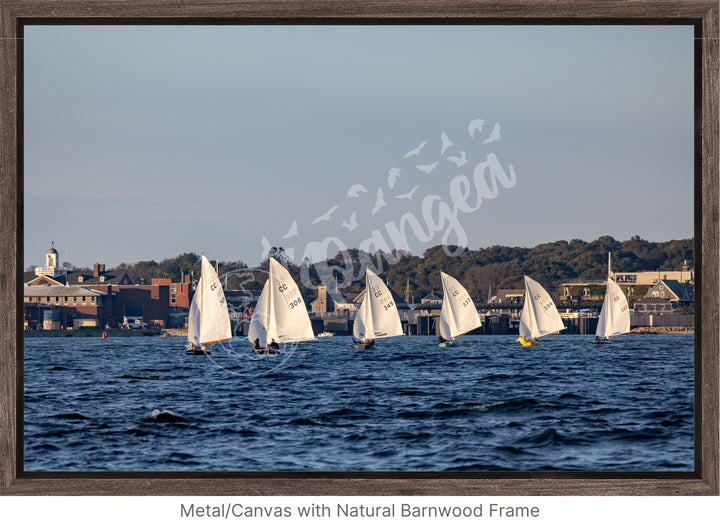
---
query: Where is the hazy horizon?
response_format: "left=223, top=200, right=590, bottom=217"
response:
left=24, top=25, right=694, bottom=270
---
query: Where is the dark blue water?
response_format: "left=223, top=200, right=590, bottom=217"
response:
left=24, top=334, right=694, bottom=471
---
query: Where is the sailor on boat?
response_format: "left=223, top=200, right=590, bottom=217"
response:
left=438, top=335, right=446, bottom=345
left=185, top=342, right=208, bottom=355
left=269, top=338, right=280, bottom=350
left=351, top=336, right=374, bottom=347
left=253, top=338, right=261, bottom=351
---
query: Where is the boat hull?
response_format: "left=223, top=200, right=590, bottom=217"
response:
left=186, top=348, right=210, bottom=355
left=253, top=347, right=278, bottom=354
left=352, top=343, right=375, bottom=349
left=439, top=341, right=460, bottom=348
left=516, top=337, right=540, bottom=346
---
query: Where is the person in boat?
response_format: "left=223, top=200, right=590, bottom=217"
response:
left=438, top=335, right=446, bottom=345
left=351, top=336, right=360, bottom=345
left=594, top=335, right=600, bottom=342
left=253, top=338, right=261, bottom=351
left=269, top=338, right=280, bottom=350
left=366, top=339, right=375, bottom=346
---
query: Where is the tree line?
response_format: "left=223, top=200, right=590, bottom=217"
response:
left=39, top=235, right=693, bottom=304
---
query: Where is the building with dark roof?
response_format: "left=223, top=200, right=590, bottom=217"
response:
left=633, top=279, right=694, bottom=313
left=420, top=291, right=443, bottom=305
left=24, top=244, right=171, bottom=328
left=310, top=285, right=353, bottom=314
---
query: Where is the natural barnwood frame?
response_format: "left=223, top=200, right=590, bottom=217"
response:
left=0, top=0, right=717, bottom=496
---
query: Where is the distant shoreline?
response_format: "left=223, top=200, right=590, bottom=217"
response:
left=24, top=327, right=693, bottom=337
left=24, top=328, right=164, bottom=338
left=628, top=326, right=694, bottom=335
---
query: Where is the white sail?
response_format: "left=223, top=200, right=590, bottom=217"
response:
left=247, top=280, right=271, bottom=345
left=438, top=272, right=481, bottom=340
left=247, top=258, right=314, bottom=346
left=519, top=275, right=565, bottom=339
left=352, top=285, right=375, bottom=342
left=353, top=269, right=403, bottom=341
left=187, top=255, right=232, bottom=346
left=595, top=277, right=630, bottom=339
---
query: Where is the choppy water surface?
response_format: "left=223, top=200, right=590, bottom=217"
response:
left=24, top=334, right=694, bottom=471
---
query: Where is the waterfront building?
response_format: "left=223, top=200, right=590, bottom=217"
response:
left=310, top=284, right=353, bottom=314
left=633, top=280, right=694, bottom=313
left=560, top=265, right=694, bottom=308
left=24, top=245, right=171, bottom=329
left=486, top=288, right=524, bottom=306
left=23, top=285, right=106, bottom=329
left=33, top=244, right=67, bottom=278
left=413, top=291, right=442, bottom=316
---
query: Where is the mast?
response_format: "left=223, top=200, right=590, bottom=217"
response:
left=265, top=260, right=272, bottom=338
left=608, top=252, right=612, bottom=278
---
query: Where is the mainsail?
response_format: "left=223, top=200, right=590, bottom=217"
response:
left=518, top=275, right=566, bottom=339
left=247, top=257, right=314, bottom=346
left=187, top=255, right=232, bottom=347
left=438, top=272, right=481, bottom=340
left=595, top=277, right=630, bottom=339
left=352, top=269, right=403, bottom=341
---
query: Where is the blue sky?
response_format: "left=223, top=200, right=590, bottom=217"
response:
left=24, top=25, right=694, bottom=269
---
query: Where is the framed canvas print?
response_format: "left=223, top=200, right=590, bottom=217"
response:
left=1, top=0, right=717, bottom=496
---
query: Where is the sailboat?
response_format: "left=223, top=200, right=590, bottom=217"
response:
left=437, top=272, right=481, bottom=347
left=516, top=275, right=566, bottom=346
left=352, top=269, right=403, bottom=349
left=593, top=253, right=630, bottom=344
left=186, top=255, right=232, bottom=355
left=247, top=257, right=314, bottom=354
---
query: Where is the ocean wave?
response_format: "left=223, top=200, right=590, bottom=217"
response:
left=514, top=427, right=576, bottom=447
left=290, top=417, right=320, bottom=426
left=318, top=407, right=369, bottom=420
left=51, top=413, right=91, bottom=421
left=145, top=409, right=186, bottom=423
